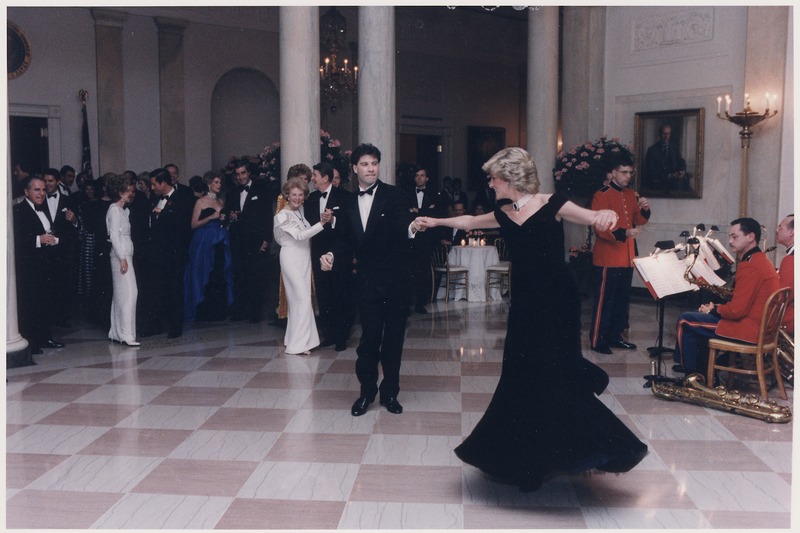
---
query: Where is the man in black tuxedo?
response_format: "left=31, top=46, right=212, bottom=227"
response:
left=440, top=201, right=469, bottom=246
left=142, top=168, right=194, bottom=338
left=321, top=143, right=422, bottom=417
left=407, top=166, right=444, bottom=313
left=42, top=168, right=79, bottom=327
left=225, top=160, right=273, bottom=323
left=307, top=161, right=354, bottom=351
left=13, top=176, right=66, bottom=354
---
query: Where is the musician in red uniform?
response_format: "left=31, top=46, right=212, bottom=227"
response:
left=590, top=154, right=651, bottom=354
left=673, top=218, right=780, bottom=374
left=775, top=214, right=794, bottom=334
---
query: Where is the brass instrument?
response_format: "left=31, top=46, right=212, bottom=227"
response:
left=651, top=373, right=793, bottom=423
left=682, top=242, right=734, bottom=299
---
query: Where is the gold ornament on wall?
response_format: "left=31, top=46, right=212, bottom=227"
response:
left=8, top=20, right=32, bottom=80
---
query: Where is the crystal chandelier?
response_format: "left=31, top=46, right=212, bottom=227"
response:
left=319, top=7, right=358, bottom=112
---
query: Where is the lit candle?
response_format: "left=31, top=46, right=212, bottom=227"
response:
left=744, top=93, right=749, bottom=109
left=319, top=66, right=323, bottom=78
left=354, top=66, right=358, bottom=83
left=461, top=239, right=466, bottom=247
left=343, top=58, right=348, bottom=72
left=717, top=96, right=722, bottom=115
left=324, top=57, right=330, bottom=74
left=765, top=92, right=770, bottom=111
left=725, top=94, right=731, bottom=114
left=772, top=93, right=778, bottom=111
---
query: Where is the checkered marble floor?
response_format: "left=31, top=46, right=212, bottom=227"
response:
left=5, top=296, right=794, bottom=529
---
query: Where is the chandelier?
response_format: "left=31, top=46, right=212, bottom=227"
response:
left=319, top=7, right=358, bottom=112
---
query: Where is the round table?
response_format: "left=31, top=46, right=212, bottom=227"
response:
left=446, top=245, right=502, bottom=302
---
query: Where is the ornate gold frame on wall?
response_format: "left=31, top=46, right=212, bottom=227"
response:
left=8, top=20, right=32, bottom=80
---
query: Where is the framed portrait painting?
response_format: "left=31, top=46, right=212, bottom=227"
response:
left=634, top=108, right=704, bottom=198
left=467, top=126, right=505, bottom=192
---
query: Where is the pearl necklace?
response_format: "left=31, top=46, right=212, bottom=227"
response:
left=207, top=192, right=217, bottom=200
left=512, top=194, right=533, bottom=211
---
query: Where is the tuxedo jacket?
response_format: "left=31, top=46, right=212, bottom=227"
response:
left=406, top=187, right=443, bottom=250
left=778, top=252, right=794, bottom=333
left=148, top=186, right=194, bottom=266
left=332, top=181, right=414, bottom=295
left=224, top=179, right=273, bottom=255
left=306, top=186, right=353, bottom=272
left=13, top=201, right=59, bottom=290
left=46, top=191, right=79, bottom=246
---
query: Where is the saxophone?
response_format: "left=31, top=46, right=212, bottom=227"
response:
left=651, top=373, right=793, bottom=423
left=682, top=241, right=734, bottom=299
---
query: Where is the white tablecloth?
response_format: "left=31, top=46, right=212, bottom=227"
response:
left=445, top=245, right=502, bottom=302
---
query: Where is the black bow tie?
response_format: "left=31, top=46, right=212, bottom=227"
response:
left=238, top=185, right=250, bottom=193
left=320, top=191, right=328, bottom=198
left=34, top=203, right=45, bottom=211
left=416, top=188, right=425, bottom=194
left=161, top=194, right=170, bottom=201
left=359, top=184, right=377, bottom=196
left=47, top=193, right=58, bottom=198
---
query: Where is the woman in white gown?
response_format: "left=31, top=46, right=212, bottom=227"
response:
left=106, top=174, right=140, bottom=346
left=273, top=177, right=332, bottom=354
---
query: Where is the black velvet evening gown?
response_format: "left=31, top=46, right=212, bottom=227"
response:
left=454, top=193, right=647, bottom=492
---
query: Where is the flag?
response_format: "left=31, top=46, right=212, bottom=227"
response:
left=81, top=96, right=93, bottom=179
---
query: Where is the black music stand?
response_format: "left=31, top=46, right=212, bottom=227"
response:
left=643, top=240, right=679, bottom=388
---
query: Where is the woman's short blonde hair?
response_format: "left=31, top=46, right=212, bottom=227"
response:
left=281, top=176, right=309, bottom=199
left=481, top=147, right=539, bottom=194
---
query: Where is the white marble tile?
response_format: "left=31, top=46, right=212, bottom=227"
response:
left=237, top=461, right=359, bottom=501
left=582, top=506, right=712, bottom=528
left=168, top=430, right=279, bottom=461
left=5, top=400, right=68, bottom=424
left=6, top=424, right=110, bottom=454
left=399, top=360, right=461, bottom=376
left=314, top=372, right=360, bottom=390
left=461, top=412, right=484, bottom=436
left=28, top=454, right=162, bottom=492
left=93, top=493, right=232, bottom=529
left=608, top=376, right=659, bottom=395
left=362, top=434, right=463, bottom=466
left=215, top=346, right=278, bottom=358
left=174, top=370, right=258, bottom=388
left=40, top=367, right=123, bottom=385
left=742, top=441, right=793, bottom=473
left=261, top=355, right=333, bottom=374
left=116, top=404, right=220, bottom=430
left=136, top=356, right=214, bottom=372
left=399, top=391, right=462, bottom=413
left=630, top=414, right=738, bottom=441
left=284, top=408, right=377, bottom=434
left=72, top=384, right=168, bottom=405
left=462, top=467, right=579, bottom=507
left=338, top=501, right=463, bottom=529
left=459, top=375, right=500, bottom=394
left=674, top=470, right=791, bottom=512
left=595, top=391, right=627, bottom=415
left=223, top=388, right=312, bottom=409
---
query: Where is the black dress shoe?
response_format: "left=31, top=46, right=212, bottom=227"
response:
left=415, top=305, right=428, bottom=314
left=591, top=344, right=612, bottom=355
left=379, top=397, right=403, bottom=414
left=319, top=338, right=335, bottom=348
left=672, top=364, right=688, bottom=373
left=335, top=342, right=347, bottom=352
left=351, top=396, right=373, bottom=416
left=42, top=340, right=65, bottom=349
left=610, top=340, right=637, bottom=350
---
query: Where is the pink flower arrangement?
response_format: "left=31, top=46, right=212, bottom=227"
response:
left=553, top=136, right=634, bottom=198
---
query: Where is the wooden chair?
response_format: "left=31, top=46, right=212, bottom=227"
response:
left=486, top=237, right=510, bottom=299
left=706, top=287, right=791, bottom=400
left=431, top=244, right=468, bottom=302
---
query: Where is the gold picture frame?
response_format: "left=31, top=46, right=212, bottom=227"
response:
left=634, top=108, right=704, bottom=198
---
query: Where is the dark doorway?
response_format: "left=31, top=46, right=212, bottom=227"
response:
left=9, top=115, right=49, bottom=196
left=397, top=133, right=442, bottom=191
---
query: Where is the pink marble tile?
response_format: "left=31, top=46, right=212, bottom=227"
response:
left=401, top=375, right=461, bottom=392
left=571, top=470, right=698, bottom=509
left=301, top=389, right=361, bottom=410
left=245, top=372, right=321, bottom=389
left=198, top=357, right=270, bottom=372
left=703, top=509, right=791, bottom=528
left=200, top=407, right=295, bottom=432
left=6, top=369, right=64, bottom=383
left=402, top=348, right=462, bottom=361
left=616, top=393, right=711, bottom=415
left=351, top=464, right=463, bottom=503
left=325, top=359, right=355, bottom=374
left=159, top=347, right=229, bottom=358
left=149, top=386, right=239, bottom=406
left=464, top=503, right=587, bottom=529
left=6, top=453, right=70, bottom=489
left=216, top=498, right=345, bottom=529
left=108, top=369, right=190, bottom=386
left=461, top=392, right=493, bottom=412
left=132, top=458, right=258, bottom=496
left=266, top=433, right=370, bottom=463
left=6, top=423, right=29, bottom=436
left=716, top=414, right=794, bottom=442
left=77, top=427, right=193, bottom=456
left=36, top=402, right=141, bottom=426
left=373, top=411, right=462, bottom=436
left=649, top=440, right=772, bottom=471
left=6, top=489, right=123, bottom=528
left=6, top=383, right=100, bottom=403
left=461, top=361, right=501, bottom=376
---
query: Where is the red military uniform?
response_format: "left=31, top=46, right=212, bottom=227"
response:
left=778, top=249, right=794, bottom=334
left=591, top=183, right=650, bottom=267
left=716, top=250, right=780, bottom=343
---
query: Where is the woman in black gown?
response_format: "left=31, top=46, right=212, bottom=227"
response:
left=418, top=147, right=647, bottom=492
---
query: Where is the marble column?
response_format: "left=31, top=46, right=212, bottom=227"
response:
left=156, top=17, right=188, bottom=177
left=6, top=145, right=32, bottom=368
left=279, top=6, right=320, bottom=180
left=358, top=6, right=395, bottom=184
left=527, top=6, right=560, bottom=193
left=92, top=9, right=127, bottom=176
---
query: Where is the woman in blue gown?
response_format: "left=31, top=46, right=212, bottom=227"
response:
left=418, top=147, right=647, bottom=492
left=184, top=172, right=233, bottom=322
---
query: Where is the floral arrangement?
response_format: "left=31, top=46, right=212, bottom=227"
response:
left=553, top=136, right=634, bottom=199
left=223, top=130, right=351, bottom=184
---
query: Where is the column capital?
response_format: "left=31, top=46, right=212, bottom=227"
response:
left=91, top=8, right=127, bottom=28
left=155, top=17, right=189, bottom=35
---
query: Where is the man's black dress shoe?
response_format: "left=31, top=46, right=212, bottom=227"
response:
left=672, top=364, right=688, bottom=373
left=591, top=344, right=612, bottom=355
left=610, top=340, right=637, bottom=350
left=415, top=306, right=428, bottom=314
left=380, top=397, right=403, bottom=414
left=335, top=342, right=347, bottom=352
left=319, top=338, right=335, bottom=348
left=43, top=340, right=65, bottom=349
left=351, top=396, right=373, bottom=416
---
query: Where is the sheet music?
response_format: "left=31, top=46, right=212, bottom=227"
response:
left=633, top=252, right=698, bottom=300
left=688, top=254, right=727, bottom=286
left=707, top=238, right=735, bottom=264
left=698, top=237, right=721, bottom=271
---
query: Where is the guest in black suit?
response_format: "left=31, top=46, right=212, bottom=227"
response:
left=440, top=201, right=469, bottom=246
left=307, top=161, right=354, bottom=351
left=224, top=159, right=274, bottom=323
left=407, top=166, right=444, bottom=313
left=142, top=168, right=194, bottom=338
left=13, top=176, right=66, bottom=354
left=644, top=124, right=688, bottom=191
left=320, top=143, right=421, bottom=417
left=42, top=168, right=79, bottom=327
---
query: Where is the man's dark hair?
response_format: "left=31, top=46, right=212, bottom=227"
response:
left=60, top=165, right=75, bottom=176
left=234, top=159, right=251, bottom=173
left=164, top=163, right=179, bottom=173
left=607, top=153, right=634, bottom=172
left=22, top=175, right=43, bottom=190
left=731, top=217, right=762, bottom=243
left=312, top=161, right=334, bottom=183
left=189, top=175, right=207, bottom=195
left=350, top=143, right=381, bottom=165
left=786, top=214, right=794, bottom=230
left=43, top=168, right=61, bottom=181
left=149, top=168, right=172, bottom=184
